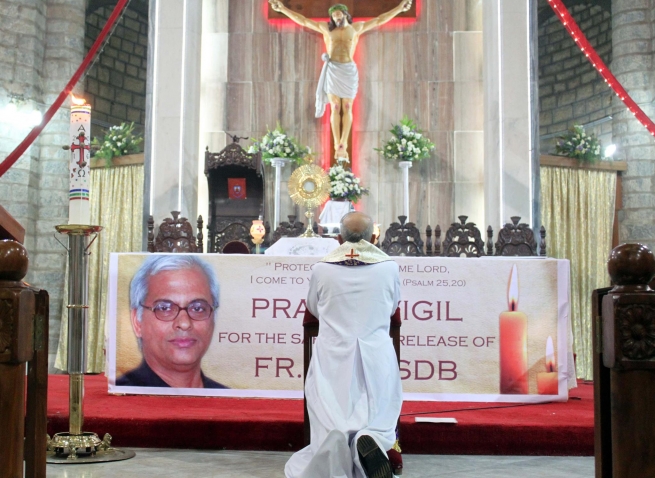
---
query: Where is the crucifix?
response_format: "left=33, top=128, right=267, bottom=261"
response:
left=269, top=0, right=415, bottom=165
left=70, top=130, right=90, bottom=176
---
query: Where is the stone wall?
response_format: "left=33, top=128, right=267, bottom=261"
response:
left=85, top=5, right=147, bottom=135
left=0, top=0, right=86, bottom=370
left=538, top=3, right=613, bottom=153
left=611, top=0, right=655, bottom=249
left=200, top=0, right=484, bottom=233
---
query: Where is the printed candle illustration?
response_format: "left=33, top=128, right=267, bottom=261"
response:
left=537, top=336, right=558, bottom=395
left=499, top=264, right=528, bottom=394
left=69, top=95, right=92, bottom=225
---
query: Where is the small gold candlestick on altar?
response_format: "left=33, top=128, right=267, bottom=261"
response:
left=537, top=336, right=558, bottom=395
left=250, top=217, right=266, bottom=254
left=499, top=264, right=528, bottom=394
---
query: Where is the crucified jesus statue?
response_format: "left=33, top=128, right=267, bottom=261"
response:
left=269, top=0, right=413, bottom=162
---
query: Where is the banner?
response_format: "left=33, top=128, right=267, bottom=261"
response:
left=106, top=254, right=572, bottom=402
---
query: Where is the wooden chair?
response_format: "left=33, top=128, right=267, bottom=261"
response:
left=205, top=140, right=264, bottom=254
left=147, top=211, right=203, bottom=253
left=271, top=215, right=304, bottom=244
left=380, top=216, right=424, bottom=256
left=441, top=215, right=486, bottom=257
left=494, top=216, right=546, bottom=256
left=222, top=240, right=250, bottom=254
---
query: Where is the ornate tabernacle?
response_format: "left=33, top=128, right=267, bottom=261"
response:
left=205, top=138, right=264, bottom=253
left=592, top=243, right=655, bottom=477
left=441, top=216, right=486, bottom=257
left=380, top=216, right=424, bottom=257
left=494, top=216, right=540, bottom=256
left=147, top=211, right=203, bottom=253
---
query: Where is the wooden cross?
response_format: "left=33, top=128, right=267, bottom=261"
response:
left=345, top=248, right=360, bottom=259
left=268, top=1, right=416, bottom=19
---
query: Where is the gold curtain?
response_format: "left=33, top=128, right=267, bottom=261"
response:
left=56, top=164, right=144, bottom=372
left=540, top=166, right=616, bottom=380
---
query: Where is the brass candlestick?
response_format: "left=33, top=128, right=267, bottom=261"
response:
left=47, top=224, right=135, bottom=463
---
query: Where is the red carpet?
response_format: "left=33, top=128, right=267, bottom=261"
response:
left=47, top=375, right=594, bottom=456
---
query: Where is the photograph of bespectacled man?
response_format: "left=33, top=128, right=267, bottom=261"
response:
left=117, top=255, right=227, bottom=389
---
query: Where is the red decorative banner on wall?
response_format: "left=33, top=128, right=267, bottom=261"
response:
left=548, top=0, right=655, bottom=138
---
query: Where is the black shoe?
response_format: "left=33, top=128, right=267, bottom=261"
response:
left=357, top=435, right=393, bottom=478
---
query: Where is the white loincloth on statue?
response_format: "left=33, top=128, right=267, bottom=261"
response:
left=315, top=54, right=359, bottom=118
left=284, top=241, right=402, bottom=478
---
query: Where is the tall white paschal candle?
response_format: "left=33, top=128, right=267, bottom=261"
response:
left=69, top=98, right=92, bottom=225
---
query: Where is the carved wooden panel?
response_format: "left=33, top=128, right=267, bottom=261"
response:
left=0, top=299, right=13, bottom=358
left=148, top=211, right=200, bottom=253
left=618, top=304, right=655, bottom=361
left=0, top=289, right=34, bottom=364
left=380, top=216, right=424, bottom=257
left=494, top=216, right=538, bottom=256
left=268, top=0, right=417, bottom=19
left=205, top=143, right=261, bottom=173
left=441, top=215, right=485, bottom=258
left=602, top=294, right=655, bottom=370
left=272, top=215, right=305, bottom=244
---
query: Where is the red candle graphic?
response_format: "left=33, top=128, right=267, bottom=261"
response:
left=537, top=336, right=558, bottom=395
left=499, top=264, right=528, bottom=394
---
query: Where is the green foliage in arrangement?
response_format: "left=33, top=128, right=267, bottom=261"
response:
left=248, top=124, right=310, bottom=166
left=555, top=124, right=602, bottom=163
left=91, top=122, right=143, bottom=165
left=376, top=116, right=435, bottom=162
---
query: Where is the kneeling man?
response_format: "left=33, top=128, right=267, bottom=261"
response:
left=285, top=212, right=402, bottom=478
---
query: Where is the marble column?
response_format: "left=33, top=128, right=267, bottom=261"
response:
left=144, top=0, right=203, bottom=243
left=484, top=0, right=540, bottom=231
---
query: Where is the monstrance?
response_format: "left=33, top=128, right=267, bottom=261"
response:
left=288, top=163, right=330, bottom=238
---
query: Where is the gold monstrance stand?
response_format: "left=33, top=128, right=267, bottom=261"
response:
left=288, top=162, right=330, bottom=238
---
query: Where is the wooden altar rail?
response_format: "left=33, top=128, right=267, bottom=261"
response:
left=0, top=212, right=49, bottom=478
left=540, top=155, right=626, bottom=248
left=592, top=243, right=655, bottom=478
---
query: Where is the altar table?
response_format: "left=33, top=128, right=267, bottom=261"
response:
left=107, top=254, right=572, bottom=402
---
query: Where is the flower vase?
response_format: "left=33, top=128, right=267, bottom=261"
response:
left=398, top=161, right=412, bottom=220
left=269, top=158, right=290, bottom=229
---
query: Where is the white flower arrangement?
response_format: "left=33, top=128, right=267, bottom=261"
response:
left=555, top=124, right=602, bottom=163
left=91, top=122, right=143, bottom=165
left=376, top=116, right=435, bottom=162
left=248, top=124, right=309, bottom=166
left=328, top=165, right=369, bottom=203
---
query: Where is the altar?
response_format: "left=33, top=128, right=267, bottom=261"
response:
left=106, top=253, right=572, bottom=403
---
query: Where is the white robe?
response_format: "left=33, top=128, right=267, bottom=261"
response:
left=284, top=258, right=402, bottom=478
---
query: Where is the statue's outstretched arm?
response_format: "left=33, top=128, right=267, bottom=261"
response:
left=269, top=0, right=325, bottom=34
left=357, top=0, right=412, bottom=34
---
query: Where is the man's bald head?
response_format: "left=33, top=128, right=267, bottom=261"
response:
left=339, top=212, right=375, bottom=243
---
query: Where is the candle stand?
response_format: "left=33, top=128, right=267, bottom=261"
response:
left=398, top=161, right=412, bottom=220
left=47, top=224, right=135, bottom=463
left=270, top=157, right=289, bottom=229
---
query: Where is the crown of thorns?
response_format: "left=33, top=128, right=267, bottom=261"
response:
left=328, top=4, right=349, bottom=15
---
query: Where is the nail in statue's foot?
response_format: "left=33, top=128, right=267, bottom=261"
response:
left=357, top=435, right=392, bottom=478
left=335, top=144, right=349, bottom=160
